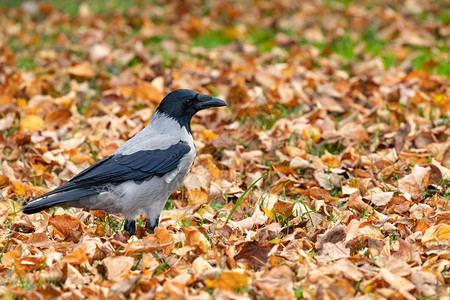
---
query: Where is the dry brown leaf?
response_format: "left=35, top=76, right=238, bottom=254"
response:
left=0, top=175, right=9, bottom=188
left=62, top=247, right=88, bottom=265
left=0, top=95, right=13, bottom=106
left=379, top=268, right=415, bottom=292
left=44, top=108, right=71, bottom=129
left=398, top=165, right=430, bottom=197
left=66, top=63, right=94, bottom=78
left=253, top=265, right=295, bottom=300
left=364, top=192, right=394, bottom=206
left=103, top=256, right=135, bottom=281
left=134, top=81, right=164, bottom=103
left=48, top=214, right=84, bottom=241
left=183, top=226, right=209, bottom=253
left=65, top=264, right=86, bottom=286
left=319, top=151, right=340, bottom=168
left=27, top=232, right=50, bottom=247
left=1, top=251, right=20, bottom=268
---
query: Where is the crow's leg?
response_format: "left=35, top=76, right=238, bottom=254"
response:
left=124, top=219, right=136, bottom=236
left=146, top=216, right=160, bottom=234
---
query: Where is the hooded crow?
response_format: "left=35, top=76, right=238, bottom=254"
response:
left=22, top=89, right=227, bottom=236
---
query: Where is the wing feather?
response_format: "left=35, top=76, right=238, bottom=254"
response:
left=27, top=141, right=191, bottom=202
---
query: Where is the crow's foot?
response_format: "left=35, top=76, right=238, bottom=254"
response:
left=124, top=219, right=136, bottom=236
left=146, top=218, right=158, bottom=234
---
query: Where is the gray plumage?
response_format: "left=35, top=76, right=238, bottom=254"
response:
left=22, top=89, right=226, bottom=236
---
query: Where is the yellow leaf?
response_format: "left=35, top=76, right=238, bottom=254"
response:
left=263, top=207, right=273, bottom=222
left=208, top=161, right=221, bottom=180
left=11, top=180, right=26, bottom=195
left=320, top=151, right=340, bottom=168
left=302, top=127, right=321, bottom=143
left=204, top=271, right=248, bottom=291
left=16, top=98, right=27, bottom=107
left=31, top=163, right=47, bottom=175
left=20, top=115, right=44, bottom=131
left=201, top=130, right=218, bottom=140
left=422, top=224, right=450, bottom=244
left=433, top=94, right=445, bottom=104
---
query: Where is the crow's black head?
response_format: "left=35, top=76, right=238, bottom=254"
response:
left=156, top=89, right=226, bottom=131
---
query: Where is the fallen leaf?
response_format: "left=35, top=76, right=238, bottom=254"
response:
left=379, top=268, right=415, bottom=292
left=398, top=165, right=430, bottom=197
left=364, top=192, right=394, bottom=206
left=183, top=226, right=209, bottom=253
left=134, top=81, right=163, bottom=103
left=187, top=189, right=208, bottom=205
left=66, top=63, right=94, bottom=78
left=20, top=115, right=44, bottom=131
left=48, top=214, right=84, bottom=242
left=204, top=271, right=248, bottom=291
left=253, top=265, right=295, bottom=300
left=11, top=180, right=26, bottom=195
left=422, top=224, right=450, bottom=244
left=63, top=247, right=88, bottom=265
left=65, top=264, right=86, bottom=286
left=44, top=108, right=71, bottom=129
left=103, top=256, right=135, bottom=281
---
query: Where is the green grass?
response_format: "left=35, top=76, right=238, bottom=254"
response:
left=331, top=34, right=356, bottom=60
left=192, top=30, right=236, bottom=49
left=0, top=0, right=141, bottom=16
left=225, top=174, right=265, bottom=224
left=239, top=104, right=303, bottom=131
left=3, top=0, right=448, bottom=76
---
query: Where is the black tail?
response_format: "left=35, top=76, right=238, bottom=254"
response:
left=22, top=188, right=99, bottom=214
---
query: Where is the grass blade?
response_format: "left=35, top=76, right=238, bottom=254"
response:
left=225, top=174, right=266, bottom=225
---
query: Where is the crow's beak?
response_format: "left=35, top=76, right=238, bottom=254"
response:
left=196, top=94, right=227, bottom=110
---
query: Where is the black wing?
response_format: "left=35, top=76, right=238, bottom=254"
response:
left=29, top=141, right=191, bottom=201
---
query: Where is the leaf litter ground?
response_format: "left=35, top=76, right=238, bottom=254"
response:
left=0, top=1, right=449, bottom=299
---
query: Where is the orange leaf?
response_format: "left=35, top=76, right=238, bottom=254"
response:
left=0, top=175, right=9, bottom=188
left=187, top=189, right=208, bottom=205
left=183, top=226, right=209, bottom=253
left=134, top=81, right=163, bottom=103
left=1, top=251, right=20, bottom=268
left=155, top=227, right=174, bottom=256
left=204, top=271, right=248, bottom=291
left=44, top=108, right=71, bottom=129
left=0, top=95, right=13, bottom=107
left=302, top=127, right=321, bottom=143
left=49, top=214, right=84, bottom=241
left=63, top=247, right=89, bottom=265
left=200, top=130, right=218, bottom=140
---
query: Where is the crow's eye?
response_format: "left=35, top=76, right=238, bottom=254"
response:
left=185, top=98, right=193, bottom=105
